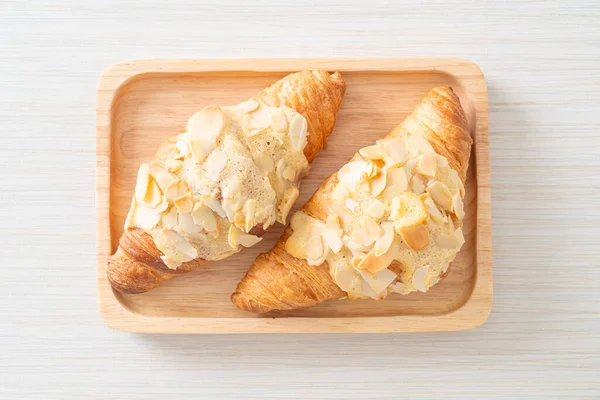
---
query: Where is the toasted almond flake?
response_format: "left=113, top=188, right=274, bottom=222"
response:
left=426, top=180, right=453, bottom=210
left=165, top=178, right=188, bottom=202
left=364, top=198, right=386, bottom=219
left=172, top=138, right=188, bottom=160
left=386, top=168, right=408, bottom=192
left=390, top=281, right=409, bottom=294
left=359, top=144, right=384, bottom=160
left=206, top=150, right=228, bottom=181
left=276, top=159, right=288, bottom=186
left=278, top=186, right=299, bottom=224
left=165, top=158, right=184, bottom=173
left=325, top=214, right=342, bottom=234
left=221, top=199, right=235, bottom=222
left=452, top=193, right=465, bottom=220
left=399, top=223, right=430, bottom=251
left=351, top=217, right=380, bottom=247
left=192, top=203, right=217, bottom=232
left=157, top=227, right=198, bottom=260
left=162, top=206, right=178, bottom=229
left=187, top=106, right=224, bottom=142
left=178, top=212, right=203, bottom=234
left=322, top=228, right=343, bottom=253
left=437, top=227, right=465, bottom=249
left=417, top=153, right=438, bottom=177
left=269, top=108, right=288, bottom=132
left=383, top=185, right=403, bottom=205
left=249, top=103, right=270, bottom=126
left=228, top=224, right=241, bottom=248
left=307, top=235, right=325, bottom=261
left=203, top=194, right=227, bottom=219
left=333, top=263, right=356, bottom=292
left=359, top=268, right=397, bottom=294
left=189, top=138, right=216, bottom=164
left=351, top=254, right=365, bottom=269
left=124, top=198, right=137, bottom=229
left=337, top=161, right=369, bottom=186
left=364, top=163, right=378, bottom=180
left=390, top=192, right=428, bottom=230
left=370, top=170, right=387, bottom=196
left=424, top=196, right=445, bottom=224
left=231, top=196, right=245, bottom=212
left=383, top=138, right=407, bottom=165
left=222, top=177, right=241, bottom=199
left=331, top=202, right=353, bottom=231
left=243, top=199, right=257, bottom=233
left=160, top=255, right=180, bottom=270
left=449, top=169, right=465, bottom=197
left=236, top=99, right=259, bottom=113
left=374, top=222, right=395, bottom=256
left=410, top=174, right=427, bottom=195
left=149, top=162, right=176, bottom=191
left=331, top=182, right=350, bottom=201
left=437, top=155, right=449, bottom=167
left=406, top=132, right=435, bottom=155
left=364, top=216, right=382, bottom=238
left=134, top=203, right=161, bottom=230
left=345, top=198, right=359, bottom=212
left=289, top=114, right=308, bottom=152
left=238, top=233, right=262, bottom=247
left=174, top=192, right=194, bottom=213
left=254, top=152, right=274, bottom=174
left=282, top=165, right=297, bottom=182
left=412, top=265, right=429, bottom=292
left=134, top=164, right=152, bottom=203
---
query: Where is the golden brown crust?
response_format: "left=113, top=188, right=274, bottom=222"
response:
left=231, top=86, right=472, bottom=313
left=107, top=70, right=346, bottom=294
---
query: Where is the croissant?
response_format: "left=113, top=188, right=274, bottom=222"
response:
left=232, top=86, right=472, bottom=313
left=108, top=70, right=346, bottom=294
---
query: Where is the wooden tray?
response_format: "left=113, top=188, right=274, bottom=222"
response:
left=96, top=58, right=491, bottom=333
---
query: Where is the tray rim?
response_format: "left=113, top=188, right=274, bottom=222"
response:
left=96, top=57, right=492, bottom=333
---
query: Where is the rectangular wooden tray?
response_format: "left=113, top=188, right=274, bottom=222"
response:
left=96, top=58, right=492, bottom=333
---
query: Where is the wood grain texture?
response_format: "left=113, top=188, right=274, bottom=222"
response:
left=1, top=0, right=599, bottom=398
left=96, top=58, right=491, bottom=333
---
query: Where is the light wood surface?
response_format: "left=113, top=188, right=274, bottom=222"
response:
left=97, top=58, right=492, bottom=333
left=2, top=0, right=600, bottom=397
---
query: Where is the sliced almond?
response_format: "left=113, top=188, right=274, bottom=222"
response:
left=124, top=198, right=137, bottom=229
left=288, top=114, right=308, bottom=152
left=370, top=170, right=387, bottom=196
left=412, top=265, right=429, bottom=292
left=164, top=178, right=188, bottom=203
left=351, top=217, right=380, bottom=247
left=359, top=144, right=384, bottom=161
left=426, top=181, right=453, bottom=210
left=162, top=206, right=178, bottom=229
left=282, top=165, right=297, bottom=182
left=399, top=223, right=430, bottom=251
left=165, top=158, right=184, bottom=173
left=406, top=132, right=435, bottom=155
left=278, top=186, right=299, bottom=224
left=359, top=268, right=397, bottom=294
left=203, top=194, right=227, bottom=219
left=172, top=138, right=188, bottom=160
left=243, top=199, right=257, bottom=233
left=178, top=212, right=203, bottom=234
left=149, top=161, right=177, bottom=191
left=285, top=230, right=307, bottom=259
left=238, top=233, right=262, bottom=248
left=452, top=193, right=465, bottom=220
left=364, top=216, right=382, bottom=238
left=254, top=152, right=274, bottom=174
left=386, top=168, right=408, bottom=192
left=450, top=169, right=465, bottom=198
left=133, top=203, right=161, bottom=230
left=134, top=164, right=152, bottom=204
left=437, top=227, right=465, bottom=249
left=189, top=138, right=216, bottom=164
left=306, top=235, right=325, bottom=261
left=236, top=99, right=259, bottom=113
left=322, top=228, right=343, bottom=253
left=424, top=196, right=444, bottom=224
left=383, top=138, right=407, bottom=166
left=228, top=224, right=241, bottom=249
left=325, top=214, right=343, bottom=234
left=174, top=192, right=194, bottom=213
left=331, top=182, right=350, bottom=202
left=192, top=203, right=217, bottom=232
left=337, top=161, right=369, bottom=187
left=269, top=108, right=288, bottom=132
left=417, top=153, right=437, bottom=177
left=276, top=159, right=288, bottom=186
left=364, top=198, right=386, bottom=219
left=157, top=227, right=198, bottom=259
left=410, top=174, right=427, bottom=195
left=187, top=106, right=224, bottom=143
left=390, top=192, right=428, bottom=229
left=364, top=163, right=378, bottom=180
left=332, top=263, right=356, bottom=292
left=206, top=150, right=228, bottom=181
left=222, top=177, right=242, bottom=199
left=345, top=198, right=359, bottom=212
left=249, top=103, right=270, bottom=126
left=374, top=222, right=395, bottom=256
left=437, top=155, right=449, bottom=168
left=331, top=202, right=353, bottom=231
left=382, top=185, right=403, bottom=205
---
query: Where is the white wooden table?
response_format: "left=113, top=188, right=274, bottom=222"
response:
left=1, top=1, right=599, bottom=398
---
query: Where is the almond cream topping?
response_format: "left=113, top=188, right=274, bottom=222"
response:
left=284, top=130, right=468, bottom=299
left=126, top=102, right=310, bottom=269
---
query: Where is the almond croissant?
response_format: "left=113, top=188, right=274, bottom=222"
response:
left=108, top=70, right=346, bottom=294
left=232, top=86, right=472, bottom=313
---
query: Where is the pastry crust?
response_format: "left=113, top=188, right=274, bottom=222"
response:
left=232, top=86, right=472, bottom=313
left=107, top=70, right=346, bottom=294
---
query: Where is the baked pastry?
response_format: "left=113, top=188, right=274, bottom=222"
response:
left=232, top=86, right=472, bottom=313
left=108, top=70, right=346, bottom=294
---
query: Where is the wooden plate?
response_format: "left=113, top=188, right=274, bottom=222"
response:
left=96, top=58, right=492, bottom=333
